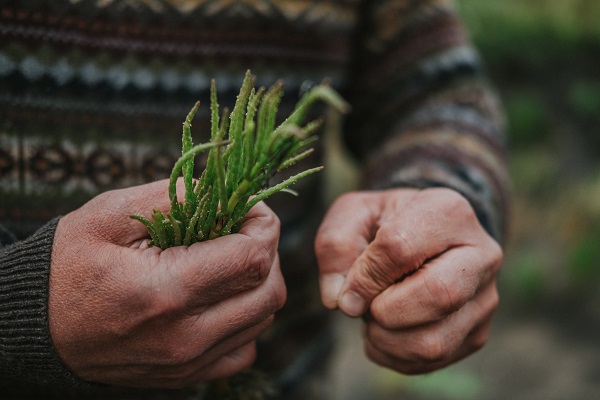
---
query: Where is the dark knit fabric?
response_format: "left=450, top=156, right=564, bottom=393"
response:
left=0, top=218, right=76, bottom=387
left=0, top=0, right=509, bottom=398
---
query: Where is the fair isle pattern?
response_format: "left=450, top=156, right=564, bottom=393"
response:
left=0, top=0, right=358, bottom=236
left=0, top=1, right=510, bottom=397
left=0, top=0, right=509, bottom=239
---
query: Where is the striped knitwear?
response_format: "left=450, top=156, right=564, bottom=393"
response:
left=0, top=0, right=509, bottom=398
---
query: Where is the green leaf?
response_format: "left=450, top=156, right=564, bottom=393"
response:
left=133, top=71, right=349, bottom=250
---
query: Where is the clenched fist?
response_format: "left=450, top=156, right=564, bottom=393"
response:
left=49, top=180, right=286, bottom=388
left=315, top=188, right=502, bottom=374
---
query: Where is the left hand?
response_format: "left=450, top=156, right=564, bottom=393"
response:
left=315, top=188, right=502, bottom=374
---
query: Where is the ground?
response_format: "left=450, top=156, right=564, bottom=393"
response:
left=328, top=292, right=600, bottom=400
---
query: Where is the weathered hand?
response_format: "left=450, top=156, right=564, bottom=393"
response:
left=49, top=180, right=286, bottom=388
left=315, top=188, right=502, bottom=374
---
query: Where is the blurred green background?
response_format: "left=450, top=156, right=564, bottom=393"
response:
left=460, top=0, right=600, bottom=308
left=328, top=1, right=600, bottom=399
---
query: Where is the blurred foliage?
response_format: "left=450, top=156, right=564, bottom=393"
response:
left=406, top=369, right=483, bottom=400
left=568, top=81, right=600, bottom=119
left=569, top=229, right=600, bottom=286
left=455, top=0, right=600, bottom=303
left=565, top=175, right=600, bottom=288
left=457, top=0, right=600, bottom=63
left=372, top=367, right=482, bottom=400
left=509, top=147, right=558, bottom=201
left=503, top=250, right=546, bottom=302
left=504, top=90, right=550, bottom=147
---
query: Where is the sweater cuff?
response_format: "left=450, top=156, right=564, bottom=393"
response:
left=0, top=217, right=87, bottom=390
left=359, top=138, right=509, bottom=244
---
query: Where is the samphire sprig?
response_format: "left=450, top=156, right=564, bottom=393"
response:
left=131, top=70, right=349, bottom=249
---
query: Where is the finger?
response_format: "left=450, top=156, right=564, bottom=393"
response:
left=315, top=192, right=382, bottom=308
left=87, top=179, right=187, bottom=244
left=370, top=243, right=502, bottom=328
left=125, top=261, right=283, bottom=384
left=366, top=283, right=498, bottom=356
left=95, top=341, right=259, bottom=388
left=126, top=204, right=281, bottom=309
left=145, top=341, right=258, bottom=387
left=365, top=280, right=498, bottom=365
left=168, top=315, right=269, bottom=382
left=84, top=317, right=273, bottom=387
left=364, top=317, right=492, bottom=375
left=188, top=316, right=274, bottom=371
left=107, top=248, right=283, bottom=345
left=338, top=189, right=489, bottom=318
left=192, top=341, right=257, bottom=381
left=337, top=215, right=450, bottom=317
left=194, top=256, right=286, bottom=331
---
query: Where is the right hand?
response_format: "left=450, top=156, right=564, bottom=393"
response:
left=48, top=180, right=286, bottom=389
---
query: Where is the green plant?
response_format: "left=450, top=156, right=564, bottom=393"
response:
left=131, top=70, right=349, bottom=249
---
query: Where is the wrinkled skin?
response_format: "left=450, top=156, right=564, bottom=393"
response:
left=49, top=180, right=286, bottom=389
left=316, top=188, right=502, bottom=374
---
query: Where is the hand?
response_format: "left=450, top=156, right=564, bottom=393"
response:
left=315, top=188, right=502, bottom=374
left=48, top=180, right=286, bottom=388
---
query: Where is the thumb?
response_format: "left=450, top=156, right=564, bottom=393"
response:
left=80, top=179, right=185, bottom=245
left=331, top=188, right=470, bottom=317
left=336, top=229, right=420, bottom=317
left=315, top=193, right=381, bottom=309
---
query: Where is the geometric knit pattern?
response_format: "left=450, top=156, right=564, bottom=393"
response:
left=1, top=0, right=359, bottom=238
left=0, top=0, right=508, bottom=240
left=1, top=1, right=509, bottom=398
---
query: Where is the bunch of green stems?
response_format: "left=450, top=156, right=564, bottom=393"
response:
left=132, top=71, right=349, bottom=249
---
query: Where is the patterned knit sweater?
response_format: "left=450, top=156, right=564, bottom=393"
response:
left=0, top=0, right=509, bottom=398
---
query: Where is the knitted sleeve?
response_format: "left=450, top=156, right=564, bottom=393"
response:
left=0, top=218, right=83, bottom=390
left=344, top=0, right=509, bottom=243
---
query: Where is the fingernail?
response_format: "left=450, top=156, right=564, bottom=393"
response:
left=320, top=273, right=345, bottom=308
left=339, top=290, right=366, bottom=317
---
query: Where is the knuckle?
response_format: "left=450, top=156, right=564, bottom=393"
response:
left=413, top=333, right=448, bottom=363
left=260, top=208, right=281, bottom=243
left=470, top=327, right=491, bottom=352
left=315, top=230, right=348, bottom=258
left=423, top=273, right=463, bottom=318
left=245, top=278, right=286, bottom=320
left=488, top=286, right=500, bottom=313
left=266, top=279, right=287, bottom=314
left=94, top=188, right=130, bottom=215
left=243, top=242, right=274, bottom=286
left=369, top=300, right=396, bottom=330
left=487, top=240, right=504, bottom=269
left=269, top=209, right=281, bottom=232
left=135, top=273, right=186, bottom=320
left=428, top=188, right=473, bottom=217
left=380, top=226, right=417, bottom=266
left=146, top=290, right=185, bottom=320
left=89, top=189, right=113, bottom=207
left=234, top=345, right=257, bottom=372
left=160, top=342, right=196, bottom=366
